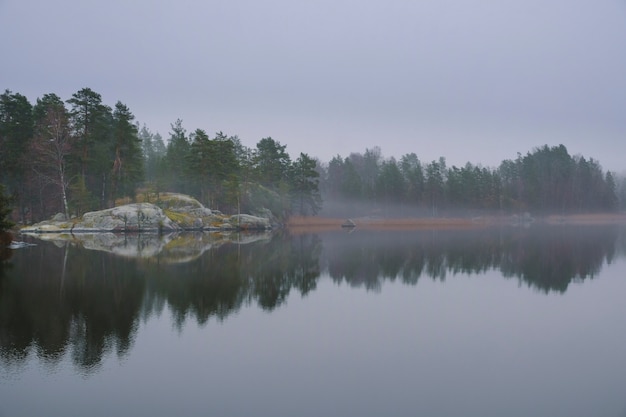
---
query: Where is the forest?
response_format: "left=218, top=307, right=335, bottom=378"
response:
left=0, top=87, right=623, bottom=226
left=0, top=88, right=321, bottom=224
left=322, top=145, right=621, bottom=217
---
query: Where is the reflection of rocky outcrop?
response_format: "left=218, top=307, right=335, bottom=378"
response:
left=156, top=232, right=273, bottom=264
left=23, top=231, right=273, bottom=263
left=145, top=232, right=322, bottom=322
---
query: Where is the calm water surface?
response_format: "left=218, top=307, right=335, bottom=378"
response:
left=1, top=225, right=626, bottom=417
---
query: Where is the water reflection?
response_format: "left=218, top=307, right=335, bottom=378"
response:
left=0, top=225, right=624, bottom=373
left=0, top=231, right=322, bottom=373
left=323, top=226, right=619, bottom=293
left=0, top=240, right=145, bottom=373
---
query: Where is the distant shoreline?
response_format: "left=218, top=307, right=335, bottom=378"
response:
left=286, top=213, right=626, bottom=231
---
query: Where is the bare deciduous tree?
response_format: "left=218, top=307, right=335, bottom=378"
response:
left=31, top=102, right=73, bottom=219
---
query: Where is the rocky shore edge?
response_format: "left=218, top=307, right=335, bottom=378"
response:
left=20, top=193, right=273, bottom=234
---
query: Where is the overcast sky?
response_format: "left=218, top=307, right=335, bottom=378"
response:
left=2, top=0, right=625, bottom=171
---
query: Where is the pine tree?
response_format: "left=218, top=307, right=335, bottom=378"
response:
left=253, top=137, right=291, bottom=187
left=66, top=88, right=112, bottom=208
left=111, top=101, right=143, bottom=200
left=290, top=153, right=322, bottom=215
left=0, top=90, right=33, bottom=219
left=164, top=119, right=191, bottom=192
left=0, top=184, right=14, bottom=231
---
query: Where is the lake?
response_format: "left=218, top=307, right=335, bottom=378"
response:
left=1, top=224, right=626, bottom=417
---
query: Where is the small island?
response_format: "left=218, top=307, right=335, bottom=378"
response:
left=20, top=192, right=272, bottom=234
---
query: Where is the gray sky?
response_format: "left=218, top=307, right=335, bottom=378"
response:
left=2, top=0, right=626, bottom=171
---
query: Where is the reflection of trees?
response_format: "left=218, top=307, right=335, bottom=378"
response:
left=323, top=229, right=498, bottom=290
left=498, top=226, right=614, bottom=293
left=323, top=226, right=619, bottom=293
left=615, top=226, right=626, bottom=258
left=145, top=232, right=322, bottom=322
left=0, top=225, right=621, bottom=372
left=0, top=241, right=145, bottom=372
left=64, top=248, right=145, bottom=369
left=0, top=232, right=322, bottom=370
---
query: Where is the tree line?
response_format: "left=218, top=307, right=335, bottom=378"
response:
left=0, top=88, right=321, bottom=224
left=0, top=87, right=622, bottom=227
left=319, top=145, right=621, bottom=216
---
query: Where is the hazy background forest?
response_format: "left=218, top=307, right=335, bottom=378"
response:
left=1, top=87, right=624, bottom=224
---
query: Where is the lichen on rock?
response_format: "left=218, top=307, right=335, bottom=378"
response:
left=21, top=193, right=273, bottom=233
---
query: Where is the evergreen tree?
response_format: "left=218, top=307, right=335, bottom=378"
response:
left=164, top=119, right=191, bottom=192
left=0, top=90, right=33, bottom=218
left=252, top=137, right=291, bottom=188
left=66, top=88, right=112, bottom=209
left=424, top=158, right=446, bottom=216
left=399, top=153, right=424, bottom=206
left=187, top=128, right=213, bottom=203
left=603, top=171, right=618, bottom=210
left=209, top=132, right=241, bottom=210
left=290, top=153, right=322, bottom=215
left=346, top=148, right=381, bottom=200
left=139, top=124, right=166, bottom=183
left=111, top=101, right=143, bottom=200
left=0, top=184, right=14, bottom=232
left=498, top=155, right=524, bottom=211
left=324, top=155, right=345, bottom=199
left=340, top=157, right=363, bottom=199
left=361, top=147, right=382, bottom=199
left=376, top=157, right=405, bottom=204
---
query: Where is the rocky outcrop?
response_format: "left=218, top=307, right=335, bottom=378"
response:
left=21, top=193, right=273, bottom=234
left=341, top=219, right=357, bottom=228
left=22, top=203, right=179, bottom=233
left=82, top=203, right=179, bottom=231
left=229, top=214, right=272, bottom=230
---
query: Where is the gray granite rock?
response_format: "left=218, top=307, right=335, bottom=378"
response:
left=21, top=194, right=273, bottom=233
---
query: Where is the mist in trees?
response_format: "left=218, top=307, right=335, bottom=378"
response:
left=1, top=87, right=622, bottom=224
left=317, top=144, right=620, bottom=217
left=0, top=88, right=323, bottom=223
